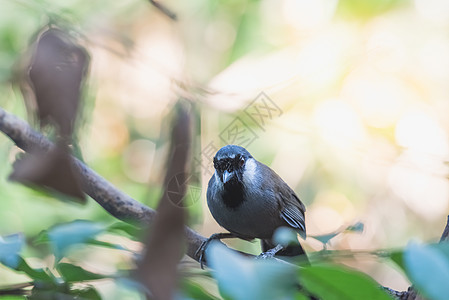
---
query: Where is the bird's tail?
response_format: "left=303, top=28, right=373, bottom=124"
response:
left=261, top=239, right=308, bottom=261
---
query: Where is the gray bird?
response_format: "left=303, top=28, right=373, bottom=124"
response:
left=198, top=145, right=307, bottom=265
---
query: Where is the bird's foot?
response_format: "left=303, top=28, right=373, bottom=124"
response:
left=195, top=239, right=212, bottom=269
left=195, top=233, right=235, bottom=269
left=256, top=244, right=284, bottom=260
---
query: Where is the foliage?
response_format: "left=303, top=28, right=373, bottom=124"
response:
left=298, top=265, right=391, bottom=300
left=0, top=220, right=141, bottom=298
left=402, top=242, right=449, bottom=300
left=1, top=0, right=449, bottom=299
left=2, top=223, right=449, bottom=299
left=0, top=234, right=24, bottom=269
left=206, top=242, right=298, bottom=300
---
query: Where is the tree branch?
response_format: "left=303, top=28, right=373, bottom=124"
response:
left=0, top=107, right=205, bottom=261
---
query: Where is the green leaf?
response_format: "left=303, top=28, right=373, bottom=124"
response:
left=30, top=290, right=72, bottom=299
left=15, top=257, right=53, bottom=282
left=404, top=242, right=449, bottom=300
left=389, top=251, right=405, bottom=273
left=294, top=292, right=310, bottom=300
left=181, top=279, right=220, bottom=300
left=45, top=220, right=106, bottom=260
left=57, top=263, right=108, bottom=282
left=206, top=242, right=298, bottom=300
left=107, top=222, right=143, bottom=238
left=34, top=231, right=50, bottom=245
left=85, top=239, right=127, bottom=251
left=299, top=264, right=393, bottom=300
left=0, top=234, right=24, bottom=269
left=38, top=230, right=128, bottom=253
left=69, top=286, right=102, bottom=300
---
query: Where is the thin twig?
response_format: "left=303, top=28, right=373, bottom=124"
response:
left=148, top=0, right=177, bottom=21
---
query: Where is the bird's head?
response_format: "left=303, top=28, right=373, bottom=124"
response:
left=213, top=145, right=253, bottom=186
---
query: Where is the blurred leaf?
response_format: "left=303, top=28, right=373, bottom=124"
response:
left=207, top=242, right=298, bottom=300
left=11, top=27, right=89, bottom=203
left=273, top=227, right=299, bottom=247
left=9, top=149, right=85, bottom=203
left=69, top=286, right=101, bottom=300
left=293, top=293, right=310, bottom=300
left=85, top=239, right=127, bottom=251
left=15, top=257, right=53, bottom=282
left=389, top=251, right=405, bottom=273
left=0, top=281, right=32, bottom=298
left=34, top=232, right=49, bottom=245
left=107, top=221, right=143, bottom=238
left=181, top=279, right=220, bottom=300
left=57, top=263, right=108, bottom=282
left=115, top=278, right=148, bottom=297
left=0, top=296, right=27, bottom=300
left=0, top=234, right=24, bottom=269
left=29, top=290, right=72, bottom=300
left=404, top=242, right=449, bottom=300
left=345, top=222, right=364, bottom=233
left=299, top=264, right=392, bottom=300
left=28, top=27, right=89, bottom=137
left=45, top=220, right=105, bottom=260
left=36, top=223, right=131, bottom=254
left=135, top=102, right=191, bottom=299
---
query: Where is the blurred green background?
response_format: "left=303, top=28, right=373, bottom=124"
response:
left=1, top=0, right=449, bottom=294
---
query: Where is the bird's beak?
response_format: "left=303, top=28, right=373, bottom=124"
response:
left=222, top=170, right=234, bottom=184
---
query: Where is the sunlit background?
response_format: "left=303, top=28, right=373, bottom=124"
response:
left=2, top=0, right=449, bottom=294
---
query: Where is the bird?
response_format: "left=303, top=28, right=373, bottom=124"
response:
left=197, top=144, right=307, bottom=266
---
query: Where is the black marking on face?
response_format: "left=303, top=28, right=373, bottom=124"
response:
left=221, top=180, right=245, bottom=209
left=214, top=154, right=244, bottom=173
left=212, top=145, right=253, bottom=209
left=213, top=155, right=246, bottom=209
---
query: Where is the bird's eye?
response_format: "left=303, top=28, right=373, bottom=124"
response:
left=239, top=158, right=245, bottom=167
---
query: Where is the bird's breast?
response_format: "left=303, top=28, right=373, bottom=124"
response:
left=207, top=184, right=281, bottom=239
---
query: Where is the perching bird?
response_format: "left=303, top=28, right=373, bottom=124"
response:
left=198, top=145, right=307, bottom=265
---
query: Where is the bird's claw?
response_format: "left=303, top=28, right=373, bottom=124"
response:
left=195, top=233, right=236, bottom=269
left=195, top=240, right=210, bottom=269
left=256, top=244, right=284, bottom=260
left=256, top=249, right=277, bottom=260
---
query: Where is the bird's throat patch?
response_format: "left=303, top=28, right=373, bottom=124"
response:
left=222, top=182, right=245, bottom=209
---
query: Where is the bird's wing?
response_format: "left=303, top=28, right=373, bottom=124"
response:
left=276, top=180, right=306, bottom=238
